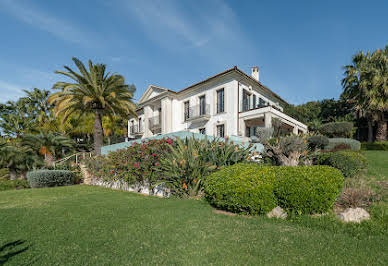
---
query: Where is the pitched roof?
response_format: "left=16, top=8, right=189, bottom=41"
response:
left=176, top=66, right=288, bottom=105
left=138, top=66, right=288, bottom=105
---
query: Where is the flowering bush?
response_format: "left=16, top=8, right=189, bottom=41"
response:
left=86, top=137, right=250, bottom=197
left=85, top=138, right=175, bottom=189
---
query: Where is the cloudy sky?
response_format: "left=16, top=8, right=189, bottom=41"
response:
left=1, top=0, right=387, bottom=104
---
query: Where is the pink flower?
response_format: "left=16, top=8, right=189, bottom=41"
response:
left=134, top=162, right=141, bottom=168
left=155, top=162, right=159, bottom=166
left=152, top=153, right=157, bottom=157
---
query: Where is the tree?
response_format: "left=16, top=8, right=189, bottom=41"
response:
left=0, top=141, right=43, bottom=179
left=0, top=99, right=35, bottom=138
left=49, top=58, right=137, bottom=154
left=342, top=46, right=388, bottom=142
left=22, top=132, right=74, bottom=166
left=22, top=88, right=53, bottom=126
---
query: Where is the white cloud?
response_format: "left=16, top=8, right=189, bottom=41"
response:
left=0, top=80, right=25, bottom=103
left=118, top=0, right=249, bottom=51
left=0, top=0, right=98, bottom=47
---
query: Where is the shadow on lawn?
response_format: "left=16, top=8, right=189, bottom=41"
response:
left=0, top=240, right=31, bottom=265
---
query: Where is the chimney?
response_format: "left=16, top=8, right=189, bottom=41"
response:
left=251, top=66, right=259, bottom=81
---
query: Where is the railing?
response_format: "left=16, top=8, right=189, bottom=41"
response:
left=184, top=104, right=210, bottom=121
left=129, top=125, right=144, bottom=135
left=149, top=116, right=161, bottom=129
left=240, top=99, right=268, bottom=112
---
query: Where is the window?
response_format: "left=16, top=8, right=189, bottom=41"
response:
left=259, top=97, right=265, bottom=107
left=217, top=88, right=224, bottom=113
left=242, top=90, right=250, bottom=111
left=252, top=95, right=256, bottom=109
left=199, top=128, right=206, bottom=134
left=138, top=118, right=142, bottom=131
left=184, top=101, right=190, bottom=121
left=217, top=124, right=225, bottom=138
left=246, top=126, right=251, bottom=137
left=199, top=95, right=206, bottom=115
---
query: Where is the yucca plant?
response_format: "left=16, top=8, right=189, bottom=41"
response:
left=157, top=137, right=250, bottom=197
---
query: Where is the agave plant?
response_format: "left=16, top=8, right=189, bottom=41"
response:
left=157, top=137, right=250, bottom=197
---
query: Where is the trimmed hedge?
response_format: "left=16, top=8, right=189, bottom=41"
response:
left=205, top=163, right=277, bottom=215
left=204, top=163, right=344, bottom=215
left=319, top=121, right=353, bottom=138
left=316, top=151, right=367, bottom=178
left=361, top=141, right=388, bottom=151
left=27, top=170, right=74, bottom=188
left=325, top=138, right=361, bottom=151
left=0, top=179, right=30, bottom=191
left=274, top=166, right=344, bottom=214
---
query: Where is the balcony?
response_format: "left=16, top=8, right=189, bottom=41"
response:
left=184, top=104, right=210, bottom=122
left=149, top=116, right=161, bottom=130
left=240, top=99, right=267, bottom=112
left=129, top=125, right=144, bottom=136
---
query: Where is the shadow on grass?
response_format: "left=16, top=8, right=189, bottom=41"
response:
left=0, top=240, right=30, bottom=265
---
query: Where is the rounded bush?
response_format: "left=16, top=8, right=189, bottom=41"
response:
left=27, top=170, right=74, bottom=188
left=204, top=163, right=277, bottom=215
left=308, top=135, right=329, bottom=150
left=316, top=151, right=367, bottom=178
left=319, top=122, right=354, bottom=138
left=325, top=138, right=361, bottom=151
left=274, top=166, right=343, bottom=214
left=0, top=179, right=30, bottom=191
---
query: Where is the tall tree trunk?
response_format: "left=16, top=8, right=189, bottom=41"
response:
left=93, top=109, right=104, bottom=155
left=376, top=120, right=387, bottom=141
left=367, top=120, right=374, bottom=143
left=9, top=168, right=17, bottom=180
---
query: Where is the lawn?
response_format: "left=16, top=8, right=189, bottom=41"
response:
left=0, top=152, right=387, bottom=265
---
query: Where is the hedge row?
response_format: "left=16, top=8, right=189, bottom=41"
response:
left=316, top=151, right=367, bottom=178
left=205, top=163, right=343, bottom=215
left=27, top=170, right=74, bottom=188
left=0, top=179, right=30, bottom=191
left=361, top=141, right=388, bottom=151
left=325, top=138, right=361, bottom=151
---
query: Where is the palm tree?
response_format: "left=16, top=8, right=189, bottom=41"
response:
left=342, top=48, right=388, bottom=142
left=49, top=58, right=137, bottom=154
left=0, top=141, right=42, bottom=180
left=22, top=132, right=74, bottom=166
left=365, top=47, right=388, bottom=141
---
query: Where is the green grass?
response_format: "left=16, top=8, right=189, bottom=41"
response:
left=0, top=185, right=387, bottom=265
left=1, top=151, right=388, bottom=265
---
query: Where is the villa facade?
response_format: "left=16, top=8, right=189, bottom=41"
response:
left=128, top=66, right=307, bottom=140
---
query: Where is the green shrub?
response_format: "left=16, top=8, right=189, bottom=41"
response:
left=308, top=135, right=329, bottom=150
left=274, top=166, right=344, bottom=214
left=361, top=141, right=388, bottom=151
left=325, top=138, right=361, bottom=151
left=319, top=122, right=354, bottom=138
left=0, top=179, right=30, bottom=191
left=204, top=163, right=277, bottom=215
left=316, top=151, right=367, bottom=178
left=27, top=170, right=74, bottom=188
left=205, top=164, right=344, bottom=215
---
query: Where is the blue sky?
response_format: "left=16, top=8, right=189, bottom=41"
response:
left=1, top=0, right=387, bottom=105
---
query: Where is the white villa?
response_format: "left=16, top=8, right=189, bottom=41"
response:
left=128, top=66, right=307, bottom=140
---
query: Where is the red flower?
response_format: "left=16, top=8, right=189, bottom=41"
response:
left=155, top=162, right=159, bottom=166
left=134, top=162, right=141, bottom=168
left=152, top=153, right=157, bottom=157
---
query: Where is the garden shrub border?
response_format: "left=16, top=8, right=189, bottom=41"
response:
left=27, top=170, right=74, bottom=188
left=325, top=138, right=361, bottom=151
left=205, top=163, right=344, bottom=215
